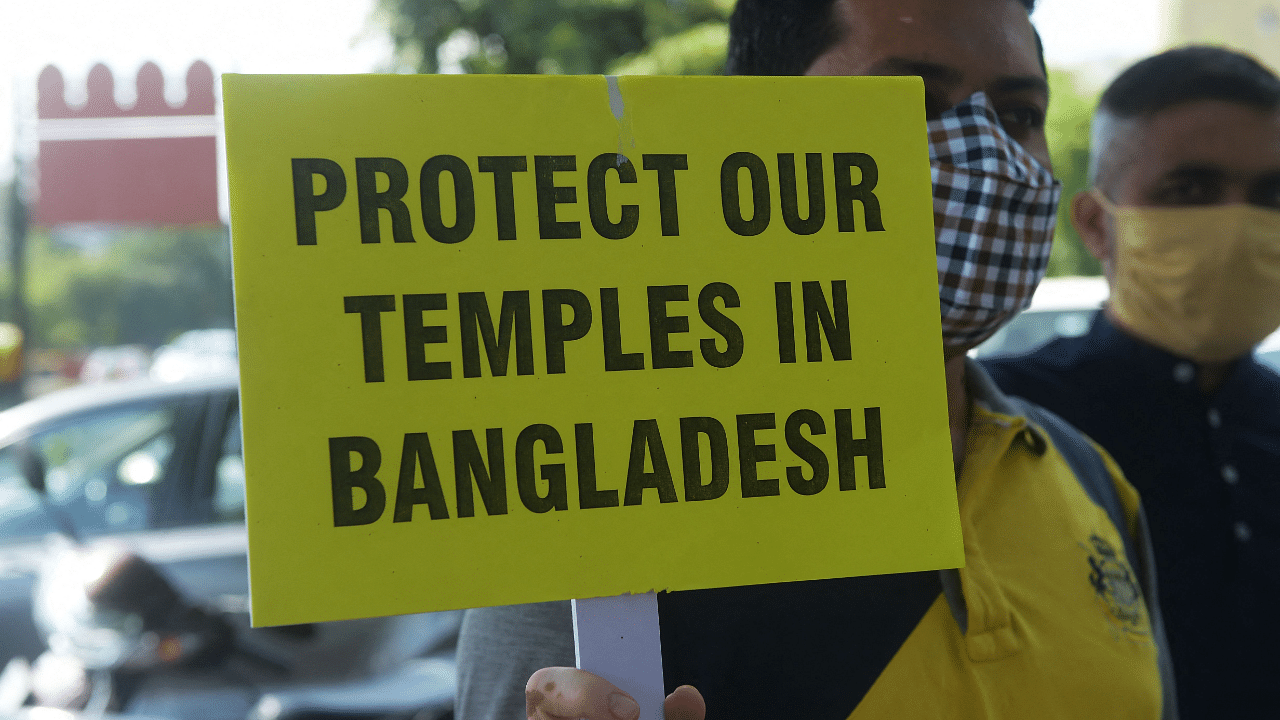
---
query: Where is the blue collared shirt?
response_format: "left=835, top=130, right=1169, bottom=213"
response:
left=983, top=313, right=1280, bottom=716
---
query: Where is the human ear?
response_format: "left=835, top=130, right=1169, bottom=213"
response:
left=1071, top=190, right=1113, bottom=268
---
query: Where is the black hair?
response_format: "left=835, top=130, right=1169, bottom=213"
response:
left=725, top=0, right=1038, bottom=76
left=1100, top=45, right=1280, bottom=119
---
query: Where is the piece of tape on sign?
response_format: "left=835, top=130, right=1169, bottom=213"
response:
left=222, top=74, right=962, bottom=627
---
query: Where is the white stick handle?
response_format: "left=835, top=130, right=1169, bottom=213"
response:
left=572, top=593, right=665, bottom=720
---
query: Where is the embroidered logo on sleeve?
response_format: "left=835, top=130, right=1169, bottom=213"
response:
left=1084, top=534, right=1148, bottom=636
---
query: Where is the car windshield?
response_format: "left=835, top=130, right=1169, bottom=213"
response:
left=975, top=307, right=1280, bottom=369
left=0, top=402, right=180, bottom=544
left=972, top=309, right=1099, bottom=358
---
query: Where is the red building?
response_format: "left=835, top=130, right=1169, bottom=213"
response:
left=35, top=61, right=219, bottom=226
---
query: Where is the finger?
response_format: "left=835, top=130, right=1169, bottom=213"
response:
left=526, top=666, right=641, bottom=720
left=663, top=685, right=706, bottom=720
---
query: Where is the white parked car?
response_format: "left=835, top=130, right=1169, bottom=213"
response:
left=78, top=345, right=152, bottom=384
left=972, top=276, right=1280, bottom=372
left=149, top=329, right=238, bottom=383
left=1258, top=330, right=1280, bottom=372
left=0, top=375, right=458, bottom=719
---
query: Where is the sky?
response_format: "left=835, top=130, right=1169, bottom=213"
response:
left=0, top=0, right=1166, bottom=187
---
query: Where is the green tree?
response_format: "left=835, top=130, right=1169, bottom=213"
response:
left=378, top=0, right=732, bottom=75
left=1044, top=69, right=1103, bottom=278
left=26, top=227, right=234, bottom=349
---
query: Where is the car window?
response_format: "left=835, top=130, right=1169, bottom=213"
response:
left=972, top=309, right=1097, bottom=358
left=0, top=448, right=57, bottom=541
left=213, top=407, right=245, bottom=523
left=0, top=402, right=182, bottom=543
left=1260, top=349, right=1280, bottom=373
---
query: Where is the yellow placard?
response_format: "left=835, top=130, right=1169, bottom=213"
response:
left=223, top=74, right=961, bottom=627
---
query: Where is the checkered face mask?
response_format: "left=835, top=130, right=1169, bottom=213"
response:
left=931, top=91, right=1061, bottom=350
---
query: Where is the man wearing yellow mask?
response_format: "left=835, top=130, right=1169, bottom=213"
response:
left=985, top=45, right=1280, bottom=717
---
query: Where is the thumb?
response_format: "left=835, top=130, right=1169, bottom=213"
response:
left=526, top=666, right=640, bottom=720
left=663, top=685, right=706, bottom=720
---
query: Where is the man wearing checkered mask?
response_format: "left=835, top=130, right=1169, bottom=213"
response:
left=463, top=1, right=1179, bottom=718
left=930, top=91, right=1060, bottom=350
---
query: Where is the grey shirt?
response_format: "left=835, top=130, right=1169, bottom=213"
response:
left=456, top=601, right=575, bottom=720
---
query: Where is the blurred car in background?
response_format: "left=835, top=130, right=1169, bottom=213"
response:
left=970, top=276, right=1109, bottom=359
left=78, top=345, right=152, bottom=385
left=1258, top=330, right=1280, bottom=372
left=0, top=374, right=457, bottom=719
left=149, top=330, right=238, bottom=383
left=972, top=276, right=1280, bottom=372
left=24, top=350, right=87, bottom=399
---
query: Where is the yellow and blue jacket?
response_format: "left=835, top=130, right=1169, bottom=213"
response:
left=453, top=362, right=1177, bottom=719
left=657, top=361, right=1176, bottom=719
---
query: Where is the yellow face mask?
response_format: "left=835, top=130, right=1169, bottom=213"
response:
left=1095, top=192, right=1280, bottom=363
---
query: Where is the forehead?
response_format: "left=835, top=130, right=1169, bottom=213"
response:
left=810, top=0, right=1041, bottom=81
left=1130, top=100, right=1280, bottom=179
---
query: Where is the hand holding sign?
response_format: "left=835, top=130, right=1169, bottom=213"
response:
left=525, top=667, right=705, bottom=720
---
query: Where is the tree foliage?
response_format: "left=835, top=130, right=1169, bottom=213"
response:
left=378, top=0, right=732, bottom=75
left=1043, top=69, right=1103, bottom=278
left=25, top=227, right=234, bottom=349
